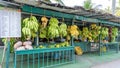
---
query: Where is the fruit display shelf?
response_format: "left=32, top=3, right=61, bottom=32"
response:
left=14, top=46, right=75, bottom=68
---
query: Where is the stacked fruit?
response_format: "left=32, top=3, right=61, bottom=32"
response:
left=34, top=41, right=70, bottom=49
left=111, top=27, right=118, bottom=42
left=22, top=16, right=39, bottom=39
left=67, top=25, right=79, bottom=39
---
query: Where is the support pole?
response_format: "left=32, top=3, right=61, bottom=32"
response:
left=6, top=38, right=10, bottom=68
left=99, top=23, right=102, bottom=56
left=36, top=32, right=39, bottom=46
left=70, top=16, right=75, bottom=47
left=112, top=0, right=116, bottom=14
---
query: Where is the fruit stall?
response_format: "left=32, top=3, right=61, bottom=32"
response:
left=0, top=0, right=120, bottom=68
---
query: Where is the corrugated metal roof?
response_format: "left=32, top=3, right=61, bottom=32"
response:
left=8, top=0, right=120, bottom=23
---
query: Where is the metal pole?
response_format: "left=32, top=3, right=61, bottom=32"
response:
left=99, top=23, right=102, bottom=56
left=36, top=32, right=39, bottom=46
left=112, top=0, right=116, bottom=14
left=6, top=38, right=10, bottom=68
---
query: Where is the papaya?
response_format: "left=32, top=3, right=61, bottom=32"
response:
left=75, top=46, right=83, bottom=55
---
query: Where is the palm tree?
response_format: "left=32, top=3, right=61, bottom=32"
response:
left=83, top=0, right=93, bottom=10
left=54, top=0, right=64, bottom=5
left=115, top=0, right=120, bottom=16
left=44, top=0, right=51, bottom=3
left=104, top=6, right=111, bottom=13
left=43, top=0, right=64, bottom=5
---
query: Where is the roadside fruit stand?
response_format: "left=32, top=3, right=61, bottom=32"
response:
left=0, top=0, right=120, bottom=68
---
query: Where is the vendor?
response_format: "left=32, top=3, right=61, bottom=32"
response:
left=103, top=37, right=109, bottom=50
left=103, top=37, right=109, bottom=43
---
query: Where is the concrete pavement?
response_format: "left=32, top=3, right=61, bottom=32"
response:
left=92, top=59, right=120, bottom=68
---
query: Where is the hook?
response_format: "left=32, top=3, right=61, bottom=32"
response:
left=72, top=16, right=76, bottom=25
left=62, top=17, right=64, bottom=22
left=51, top=11, right=55, bottom=18
left=43, top=9, right=46, bottom=16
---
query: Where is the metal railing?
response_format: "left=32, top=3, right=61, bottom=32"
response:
left=14, top=46, right=75, bottom=68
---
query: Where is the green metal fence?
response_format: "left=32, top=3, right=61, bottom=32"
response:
left=14, top=46, right=75, bottom=68
left=74, top=42, right=119, bottom=55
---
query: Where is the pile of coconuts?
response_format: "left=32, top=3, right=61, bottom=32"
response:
left=14, top=37, right=33, bottom=51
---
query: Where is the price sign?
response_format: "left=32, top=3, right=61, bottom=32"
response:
left=0, top=10, right=21, bottom=38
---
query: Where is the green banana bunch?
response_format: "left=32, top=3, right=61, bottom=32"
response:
left=81, top=27, right=89, bottom=41
left=59, top=23, right=67, bottom=38
left=39, top=27, right=47, bottom=38
left=2, top=38, right=16, bottom=53
left=49, top=17, right=59, bottom=26
left=48, top=26, right=59, bottom=39
left=22, top=27, right=31, bottom=36
left=2, top=38, right=7, bottom=45
left=22, top=16, right=39, bottom=39
left=100, top=27, right=109, bottom=40
left=47, top=17, right=60, bottom=39
left=112, top=27, right=118, bottom=36
left=23, top=16, right=39, bottom=32
left=111, top=27, right=118, bottom=42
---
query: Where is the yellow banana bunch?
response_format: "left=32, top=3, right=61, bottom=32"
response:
left=41, top=16, right=48, bottom=28
left=81, top=27, right=89, bottom=41
left=68, top=25, right=79, bottom=38
left=90, top=24, right=96, bottom=29
left=66, top=35, right=71, bottom=41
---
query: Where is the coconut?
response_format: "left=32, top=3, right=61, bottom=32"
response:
left=23, top=41, right=32, bottom=46
left=16, top=46, right=25, bottom=51
left=14, top=41, right=22, bottom=49
left=25, top=45, right=33, bottom=50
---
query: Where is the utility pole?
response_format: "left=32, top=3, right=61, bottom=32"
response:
left=112, top=0, right=116, bottom=14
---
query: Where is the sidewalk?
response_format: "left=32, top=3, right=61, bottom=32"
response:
left=91, top=59, right=120, bottom=68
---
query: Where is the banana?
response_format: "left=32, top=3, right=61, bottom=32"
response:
left=22, top=16, right=39, bottom=40
left=23, top=18, right=29, bottom=24
left=67, top=25, right=79, bottom=38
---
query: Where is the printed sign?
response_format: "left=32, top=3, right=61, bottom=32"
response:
left=0, top=10, right=21, bottom=38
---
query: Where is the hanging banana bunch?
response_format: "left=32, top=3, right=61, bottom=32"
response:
left=47, top=17, right=60, bottom=39
left=22, top=16, right=39, bottom=39
left=67, top=25, right=79, bottom=39
left=22, top=27, right=31, bottom=36
left=39, top=26, right=48, bottom=38
left=111, top=27, right=118, bottom=42
left=81, top=27, right=89, bottom=41
left=100, top=27, right=109, bottom=40
left=89, top=24, right=101, bottom=42
left=59, top=23, right=67, bottom=38
left=41, top=16, right=48, bottom=28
